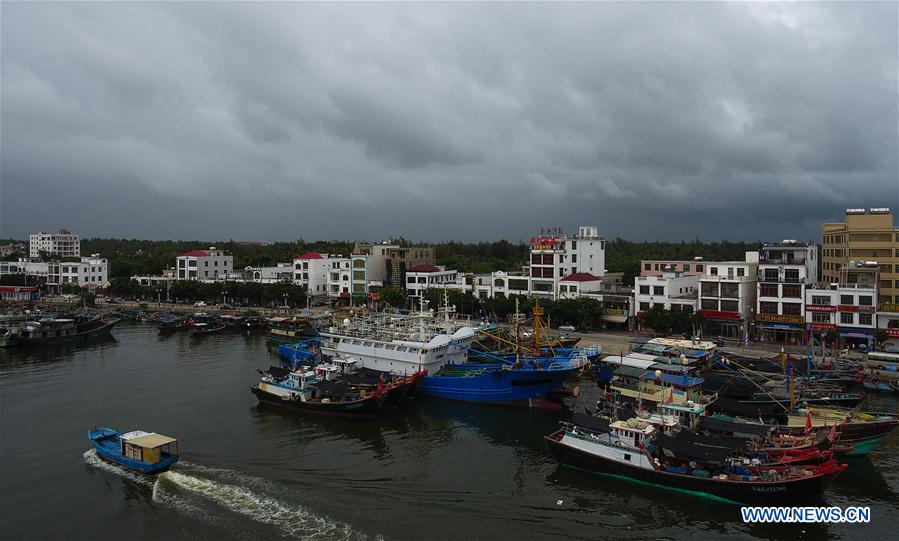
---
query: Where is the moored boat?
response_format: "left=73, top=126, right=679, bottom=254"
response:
left=87, top=427, right=179, bottom=474
left=250, top=366, right=390, bottom=419
left=544, top=415, right=846, bottom=504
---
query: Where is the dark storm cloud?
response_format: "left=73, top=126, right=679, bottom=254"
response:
left=2, top=2, right=896, bottom=242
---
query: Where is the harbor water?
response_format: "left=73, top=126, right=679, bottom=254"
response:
left=1, top=323, right=897, bottom=540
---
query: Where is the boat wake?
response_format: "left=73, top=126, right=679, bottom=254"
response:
left=84, top=450, right=372, bottom=540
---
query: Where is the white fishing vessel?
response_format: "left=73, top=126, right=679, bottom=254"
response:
left=318, top=299, right=479, bottom=376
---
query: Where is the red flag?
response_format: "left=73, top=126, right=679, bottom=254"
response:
left=805, top=410, right=813, bottom=434
left=667, top=387, right=674, bottom=403
left=827, top=423, right=837, bottom=443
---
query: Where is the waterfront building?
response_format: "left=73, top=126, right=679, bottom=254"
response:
left=292, top=252, right=328, bottom=296
left=805, top=263, right=879, bottom=349
left=755, top=241, right=818, bottom=345
left=176, top=247, right=233, bottom=281
left=326, top=257, right=353, bottom=301
left=405, top=264, right=460, bottom=299
left=634, top=268, right=698, bottom=331
left=822, top=208, right=898, bottom=308
left=0, top=285, right=40, bottom=302
left=597, top=285, right=635, bottom=330
left=527, top=226, right=606, bottom=299
left=1, top=255, right=108, bottom=289
left=697, top=252, right=759, bottom=340
left=242, top=263, right=294, bottom=284
left=639, top=258, right=706, bottom=277
left=558, top=272, right=603, bottom=299
left=29, top=230, right=80, bottom=258
left=352, top=243, right=435, bottom=288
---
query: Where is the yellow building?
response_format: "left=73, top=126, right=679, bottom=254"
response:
left=822, top=208, right=898, bottom=307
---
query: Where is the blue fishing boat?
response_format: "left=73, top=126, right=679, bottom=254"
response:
left=87, top=427, right=179, bottom=474
left=418, top=356, right=583, bottom=405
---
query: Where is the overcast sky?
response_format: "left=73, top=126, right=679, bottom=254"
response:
left=2, top=2, right=897, bottom=243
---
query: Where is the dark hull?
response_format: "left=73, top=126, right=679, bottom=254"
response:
left=250, top=385, right=386, bottom=419
left=17, top=320, right=118, bottom=347
left=545, top=434, right=843, bottom=505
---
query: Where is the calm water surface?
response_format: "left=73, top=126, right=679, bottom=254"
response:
left=1, top=324, right=897, bottom=540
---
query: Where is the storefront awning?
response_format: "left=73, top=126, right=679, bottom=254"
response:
left=840, top=332, right=872, bottom=338
left=602, top=315, right=628, bottom=323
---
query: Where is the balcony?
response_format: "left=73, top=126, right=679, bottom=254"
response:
left=759, top=257, right=807, bottom=265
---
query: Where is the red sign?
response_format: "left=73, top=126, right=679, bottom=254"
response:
left=886, top=329, right=899, bottom=338
left=699, top=309, right=741, bottom=320
left=806, top=305, right=836, bottom=313
left=838, top=305, right=858, bottom=313
left=810, top=322, right=837, bottom=331
left=857, top=306, right=876, bottom=314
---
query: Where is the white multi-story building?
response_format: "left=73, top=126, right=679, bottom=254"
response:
left=0, top=255, right=109, bottom=288
left=405, top=264, right=460, bottom=299
left=755, top=241, right=818, bottom=345
left=806, top=286, right=877, bottom=348
left=326, top=257, right=354, bottom=300
left=528, top=225, right=606, bottom=299
left=29, top=230, right=80, bottom=258
left=292, top=252, right=328, bottom=296
left=176, top=247, right=233, bottom=281
left=698, top=252, right=759, bottom=340
left=634, top=269, right=699, bottom=316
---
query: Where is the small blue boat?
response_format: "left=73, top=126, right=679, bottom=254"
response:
left=88, top=427, right=179, bottom=474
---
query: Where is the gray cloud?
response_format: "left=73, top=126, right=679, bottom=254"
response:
left=2, top=1, right=896, bottom=243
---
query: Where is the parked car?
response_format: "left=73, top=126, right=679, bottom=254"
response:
left=194, top=301, right=207, bottom=307
left=558, top=325, right=576, bottom=332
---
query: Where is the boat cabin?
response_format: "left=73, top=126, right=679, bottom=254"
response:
left=608, top=419, right=655, bottom=448
left=656, top=401, right=706, bottom=431
left=120, top=431, right=179, bottom=464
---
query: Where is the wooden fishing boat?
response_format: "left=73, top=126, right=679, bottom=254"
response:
left=545, top=415, right=846, bottom=505
left=250, top=366, right=390, bottom=419
left=88, top=427, right=179, bottom=474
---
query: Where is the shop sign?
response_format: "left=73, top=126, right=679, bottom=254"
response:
left=857, top=306, right=875, bottom=314
left=810, top=322, right=837, bottom=331
left=806, top=304, right=836, bottom=313
left=838, top=305, right=858, bottom=313
left=699, top=309, right=741, bottom=320
left=887, top=329, right=899, bottom=338
left=880, top=303, right=899, bottom=313
left=604, top=309, right=628, bottom=316
left=756, top=314, right=805, bottom=324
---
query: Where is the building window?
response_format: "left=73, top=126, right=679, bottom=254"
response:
left=572, top=254, right=577, bottom=263
left=571, top=241, right=577, bottom=249
left=737, top=268, right=745, bottom=277
left=644, top=263, right=651, bottom=271
left=812, top=312, right=830, bottom=323
left=710, top=267, right=718, bottom=276
left=858, top=296, right=872, bottom=306
left=695, top=265, right=703, bottom=272
left=639, top=302, right=650, bottom=311
left=701, top=283, right=718, bottom=297
left=720, top=300, right=739, bottom=312
left=782, top=284, right=802, bottom=298
left=639, top=285, right=650, bottom=295
left=840, top=295, right=853, bottom=305
left=859, top=313, right=873, bottom=326
left=683, top=264, right=691, bottom=272
left=840, top=312, right=854, bottom=325
left=760, top=284, right=778, bottom=297
left=811, top=295, right=830, bottom=306
left=653, top=286, right=665, bottom=296
left=782, top=303, right=802, bottom=316
left=760, top=302, right=778, bottom=314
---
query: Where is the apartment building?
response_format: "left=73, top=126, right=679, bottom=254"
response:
left=29, top=230, right=80, bottom=258
left=805, top=264, right=879, bottom=348
left=697, top=252, right=759, bottom=340
left=528, top=226, right=606, bottom=299
left=755, top=241, right=818, bottom=344
left=0, top=255, right=109, bottom=288
left=822, top=208, right=897, bottom=308
left=352, top=243, right=435, bottom=288
left=640, top=259, right=706, bottom=277
left=635, top=269, right=699, bottom=314
left=405, top=264, right=460, bottom=298
left=176, top=248, right=233, bottom=281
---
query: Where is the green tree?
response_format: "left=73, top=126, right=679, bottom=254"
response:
left=380, top=287, right=408, bottom=308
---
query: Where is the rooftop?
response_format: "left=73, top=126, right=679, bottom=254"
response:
left=295, top=252, right=325, bottom=260
left=408, top=263, right=441, bottom=273
left=179, top=250, right=209, bottom=257
left=560, top=272, right=602, bottom=282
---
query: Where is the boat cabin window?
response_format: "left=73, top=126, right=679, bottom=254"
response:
left=123, top=443, right=143, bottom=461
left=624, top=453, right=631, bottom=461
